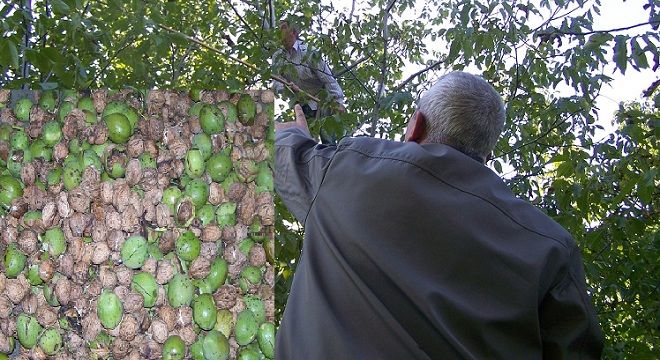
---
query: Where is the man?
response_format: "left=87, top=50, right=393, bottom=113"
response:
left=272, top=19, right=346, bottom=120
left=274, top=72, right=604, bottom=359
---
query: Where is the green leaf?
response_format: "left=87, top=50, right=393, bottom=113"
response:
left=613, top=35, right=628, bottom=74
left=51, top=0, right=71, bottom=16
left=0, top=38, right=20, bottom=70
left=630, top=37, right=649, bottom=69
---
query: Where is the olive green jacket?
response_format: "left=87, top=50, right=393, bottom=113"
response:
left=275, top=128, right=604, bottom=359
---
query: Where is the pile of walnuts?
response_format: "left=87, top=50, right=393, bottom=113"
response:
left=0, top=89, right=275, bottom=359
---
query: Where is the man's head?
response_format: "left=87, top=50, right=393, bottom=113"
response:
left=279, top=20, right=299, bottom=51
left=405, top=71, right=505, bottom=162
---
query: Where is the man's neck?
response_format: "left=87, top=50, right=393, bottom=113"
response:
left=286, top=39, right=300, bottom=55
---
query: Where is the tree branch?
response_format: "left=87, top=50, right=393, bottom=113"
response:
left=157, top=23, right=320, bottom=102
left=20, top=0, right=33, bottom=88
left=551, top=20, right=660, bottom=36
left=643, top=78, right=660, bottom=98
left=371, top=0, right=396, bottom=137
left=391, top=58, right=444, bottom=93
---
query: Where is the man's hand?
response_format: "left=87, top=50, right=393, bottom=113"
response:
left=275, top=104, right=311, bottom=137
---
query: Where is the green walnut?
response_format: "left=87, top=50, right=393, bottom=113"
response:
left=193, top=278, right=215, bottom=295
left=102, top=101, right=138, bottom=130
left=131, top=272, right=158, bottom=308
left=258, top=322, right=275, bottom=359
left=190, top=336, right=205, bottom=360
left=243, top=295, right=266, bottom=324
left=62, top=162, right=83, bottom=191
left=218, top=100, right=238, bottom=123
left=43, top=227, right=67, bottom=257
left=29, top=139, right=53, bottom=161
left=13, top=98, right=33, bottom=122
left=39, top=328, right=63, bottom=355
left=196, top=204, right=215, bottom=227
left=255, top=164, right=273, bottom=193
left=184, top=179, right=209, bottom=208
left=220, top=172, right=240, bottom=193
left=161, top=186, right=183, bottom=212
left=77, top=97, right=95, bottom=113
left=0, top=175, right=23, bottom=208
left=47, top=167, right=62, bottom=186
left=16, top=314, right=42, bottom=349
left=206, top=153, right=233, bottom=183
left=214, top=309, right=233, bottom=339
left=27, top=264, right=43, bottom=285
left=235, top=310, right=259, bottom=346
left=176, top=231, right=201, bottom=262
left=6, top=150, right=25, bottom=178
left=193, top=293, right=217, bottom=331
left=188, top=102, right=204, bottom=117
left=189, top=88, right=202, bottom=102
left=240, top=266, right=262, bottom=292
left=192, top=133, right=212, bottom=161
left=38, top=91, right=56, bottom=112
left=4, top=244, right=27, bottom=278
left=97, top=290, right=123, bottom=329
left=206, top=258, right=228, bottom=292
left=203, top=330, right=229, bottom=360
left=185, top=149, right=205, bottom=178
left=237, top=94, right=256, bottom=125
left=237, top=348, right=261, bottom=360
left=121, top=235, right=148, bottom=269
left=167, top=274, right=194, bottom=308
left=83, top=149, right=104, bottom=172
left=58, top=101, right=75, bottom=121
left=43, top=285, right=60, bottom=306
left=104, top=113, right=133, bottom=144
left=139, top=152, right=157, bottom=169
left=162, top=335, right=186, bottom=360
left=42, top=121, right=62, bottom=147
left=199, top=104, right=224, bottom=135
left=10, top=129, right=28, bottom=150
left=0, top=123, right=11, bottom=141
left=216, top=202, right=237, bottom=229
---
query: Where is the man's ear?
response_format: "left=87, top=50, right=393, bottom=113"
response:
left=405, top=111, right=426, bottom=143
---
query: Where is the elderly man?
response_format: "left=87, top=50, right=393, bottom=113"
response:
left=272, top=19, right=346, bottom=120
left=274, top=72, right=604, bottom=359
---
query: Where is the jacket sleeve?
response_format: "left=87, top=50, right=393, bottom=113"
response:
left=313, top=59, right=346, bottom=107
left=540, top=245, right=604, bottom=359
left=275, top=128, right=337, bottom=223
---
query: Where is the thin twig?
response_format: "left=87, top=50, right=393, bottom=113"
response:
left=172, top=43, right=196, bottom=86
left=222, top=0, right=259, bottom=40
left=329, top=41, right=375, bottom=102
left=88, top=35, right=134, bottom=87
left=348, top=0, right=356, bottom=22
left=334, top=54, right=372, bottom=78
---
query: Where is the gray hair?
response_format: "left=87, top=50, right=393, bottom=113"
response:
left=418, top=71, right=505, bottom=160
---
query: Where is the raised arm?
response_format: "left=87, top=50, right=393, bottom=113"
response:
left=275, top=105, right=337, bottom=223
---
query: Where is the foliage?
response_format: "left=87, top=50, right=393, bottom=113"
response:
left=1, top=0, right=658, bottom=357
